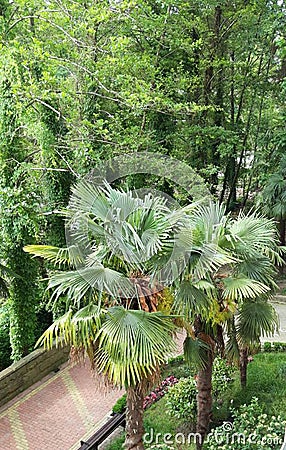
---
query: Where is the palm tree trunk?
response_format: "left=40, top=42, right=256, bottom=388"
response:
left=196, top=350, right=214, bottom=450
left=239, top=347, right=248, bottom=388
left=279, top=218, right=286, bottom=247
left=216, top=324, right=225, bottom=358
left=125, top=383, right=145, bottom=450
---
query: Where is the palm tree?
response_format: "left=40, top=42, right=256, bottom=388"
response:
left=25, top=179, right=196, bottom=450
left=173, top=203, right=282, bottom=449
left=258, top=155, right=286, bottom=247
left=223, top=212, right=281, bottom=387
left=230, top=300, right=278, bottom=387
left=25, top=181, right=281, bottom=449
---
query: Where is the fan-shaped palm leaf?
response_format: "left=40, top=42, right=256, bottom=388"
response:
left=222, top=276, right=270, bottom=301
left=37, top=303, right=104, bottom=350
left=234, top=256, right=278, bottom=290
left=48, top=266, right=133, bottom=306
left=173, top=280, right=213, bottom=321
left=237, top=301, right=279, bottom=343
left=190, top=243, right=235, bottom=280
left=23, top=245, right=85, bottom=268
left=183, top=335, right=210, bottom=369
left=95, top=307, right=176, bottom=386
left=228, top=213, right=279, bottom=257
left=68, top=180, right=110, bottom=220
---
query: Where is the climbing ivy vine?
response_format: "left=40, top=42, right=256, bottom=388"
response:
left=0, top=62, right=40, bottom=361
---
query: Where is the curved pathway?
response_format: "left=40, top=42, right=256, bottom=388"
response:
left=0, top=333, right=185, bottom=450
left=0, top=362, right=124, bottom=450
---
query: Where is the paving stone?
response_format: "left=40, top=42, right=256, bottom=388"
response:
left=0, top=333, right=185, bottom=450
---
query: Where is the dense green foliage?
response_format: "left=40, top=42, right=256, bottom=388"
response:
left=207, top=398, right=286, bottom=450
left=166, top=377, right=198, bottom=420
left=112, top=394, right=127, bottom=414
left=0, top=303, right=12, bottom=369
left=0, top=0, right=285, bottom=210
left=0, top=64, right=41, bottom=360
left=0, top=0, right=285, bottom=374
left=106, top=352, right=286, bottom=449
left=165, top=357, right=235, bottom=421
left=107, top=352, right=286, bottom=449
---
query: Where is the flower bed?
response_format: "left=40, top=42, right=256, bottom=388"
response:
left=112, top=375, right=179, bottom=414
left=143, top=375, right=179, bottom=409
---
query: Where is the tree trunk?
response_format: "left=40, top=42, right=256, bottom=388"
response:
left=279, top=218, right=286, bottom=247
left=125, top=383, right=145, bottom=450
left=216, top=324, right=225, bottom=358
left=239, top=347, right=248, bottom=388
left=196, top=350, right=214, bottom=450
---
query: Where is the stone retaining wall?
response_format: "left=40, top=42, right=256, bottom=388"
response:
left=0, top=345, right=70, bottom=407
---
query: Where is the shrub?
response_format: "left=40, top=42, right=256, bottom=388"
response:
left=112, top=394, right=127, bottom=414
left=212, top=357, right=235, bottom=399
left=263, top=342, right=286, bottom=353
left=165, top=357, right=235, bottom=422
left=273, top=342, right=282, bottom=352
left=263, top=342, right=272, bottom=352
left=0, top=303, right=12, bottom=370
left=206, top=397, right=286, bottom=450
left=165, top=377, right=197, bottom=420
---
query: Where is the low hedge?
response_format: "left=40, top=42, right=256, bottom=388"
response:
left=263, top=341, right=286, bottom=352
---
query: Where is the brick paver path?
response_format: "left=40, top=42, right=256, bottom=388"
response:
left=0, top=332, right=185, bottom=450
left=0, top=362, right=123, bottom=450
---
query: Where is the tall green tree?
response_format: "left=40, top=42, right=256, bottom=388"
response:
left=1, top=0, right=283, bottom=205
left=258, top=156, right=286, bottom=246
left=25, top=180, right=187, bottom=450
left=174, top=203, right=281, bottom=448
left=0, top=62, right=40, bottom=360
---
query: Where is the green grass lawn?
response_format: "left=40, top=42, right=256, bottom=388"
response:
left=228, top=352, right=286, bottom=418
left=106, top=352, right=286, bottom=449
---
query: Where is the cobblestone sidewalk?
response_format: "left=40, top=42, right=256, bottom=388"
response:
left=0, top=362, right=123, bottom=450
left=0, top=332, right=185, bottom=450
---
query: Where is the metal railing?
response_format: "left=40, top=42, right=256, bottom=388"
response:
left=78, top=411, right=126, bottom=450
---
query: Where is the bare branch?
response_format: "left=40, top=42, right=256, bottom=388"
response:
left=53, top=149, right=80, bottom=179
left=30, top=167, right=69, bottom=172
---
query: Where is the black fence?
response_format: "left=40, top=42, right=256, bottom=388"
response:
left=78, top=411, right=126, bottom=450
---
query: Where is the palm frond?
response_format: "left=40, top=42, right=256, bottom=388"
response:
left=48, top=266, right=133, bottom=306
left=222, top=276, right=270, bottom=301
left=225, top=318, right=240, bottom=362
left=36, top=303, right=104, bottom=350
left=173, top=280, right=213, bottom=321
left=23, top=245, right=85, bottom=268
left=68, top=180, right=110, bottom=220
left=191, top=243, right=235, bottom=280
left=228, top=213, right=279, bottom=257
left=95, top=307, right=176, bottom=386
left=237, top=301, right=279, bottom=343
left=234, top=256, right=278, bottom=290
left=183, top=335, right=210, bottom=369
left=36, top=309, right=74, bottom=349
